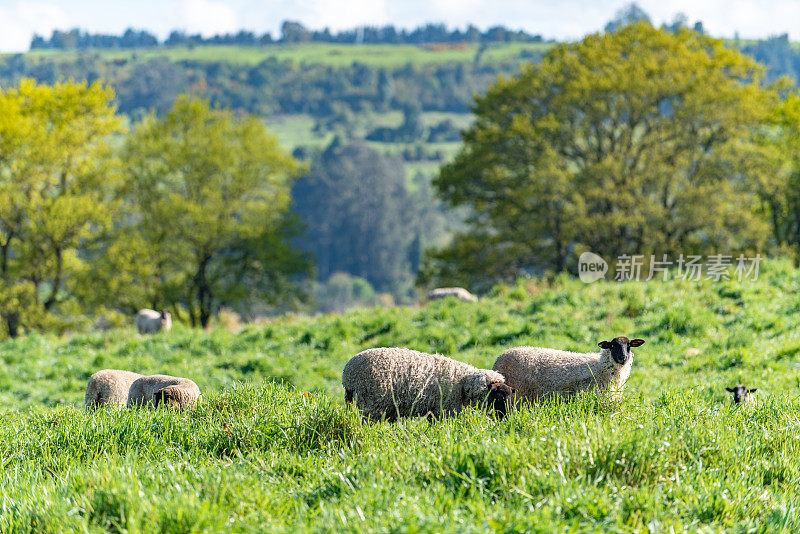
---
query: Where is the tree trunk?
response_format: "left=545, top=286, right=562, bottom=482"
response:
left=194, top=254, right=212, bottom=328
left=3, top=311, right=19, bottom=338
left=43, top=247, right=63, bottom=310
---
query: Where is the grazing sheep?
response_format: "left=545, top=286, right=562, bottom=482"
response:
left=427, top=287, right=478, bottom=302
left=342, top=347, right=513, bottom=422
left=135, top=309, right=172, bottom=334
left=127, top=374, right=201, bottom=409
left=85, top=369, right=144, bottom=410
left=493, top=336, right=645, bottom=403
left=726, top=384, right=757, bottom=405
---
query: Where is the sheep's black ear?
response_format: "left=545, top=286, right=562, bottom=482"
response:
left=598, top=341, right=612, bottom=349
left=629, top=339, right=645, bottom=347
left=726, top=387, right=735, bottom=393
left=749, top=388, right=758, bottom=393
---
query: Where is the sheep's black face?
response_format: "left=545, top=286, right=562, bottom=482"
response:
left=487, top=382, right=514, bottom=419
left=726, top=385, right=756, bottom=404
left=598, top=336, right=644, bottom=365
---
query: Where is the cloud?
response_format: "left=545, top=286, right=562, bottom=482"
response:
left=0, top=1, right=69, bottom=52
left=178, top=0, right=238, bottom=36
left=292, top=0, right=390, bottom=31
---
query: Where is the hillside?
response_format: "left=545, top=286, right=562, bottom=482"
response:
left=2, top=261, right=800, bottom=530
left=23, top=42, right=552, bottom=67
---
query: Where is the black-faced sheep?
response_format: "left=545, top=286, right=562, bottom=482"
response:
left=492, top=336, right=645, bottom=403
left=135, top=309, right=172, bottom=334
left=85, top=369, right=144, bottom=410
left=726, top=384, right=757, bottom=405
left=127, top=374, right=201, bottom=409
left=342, top=347, right=513, bottom=422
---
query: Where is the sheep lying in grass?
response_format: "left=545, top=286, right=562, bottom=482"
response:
left=427, top=287, right=478, bottom=302
left=342, top=347, right=513, bottom=422
left=85, top=369, right=144, bottom=410
left=726, top=384, right=757, bottom=405
left=493, top=336, right=645, bottom=403
left=428, top=287, right=478, bottom=302
left=127, top=374, right=201, bottom=409
left=135, top=309, right=172, bottom=334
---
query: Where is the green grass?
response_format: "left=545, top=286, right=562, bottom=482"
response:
left=3, top=259, right=800, bottom=531
left=22, top=42, right=553, bottom=67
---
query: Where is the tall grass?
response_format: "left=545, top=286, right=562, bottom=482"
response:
left=2, top=259, right=800, bottom=531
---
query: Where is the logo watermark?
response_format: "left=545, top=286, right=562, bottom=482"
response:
left=578, top=252, right=608, bottom=283
left=577, top=253, right=761, bottom=283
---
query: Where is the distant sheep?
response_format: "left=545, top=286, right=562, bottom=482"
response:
left=85, top=369, right=143, bottom=410
left=342, top=347, right=513, bottom=422
left=726, top=384, right=757, bottom=405
left=127, top=374, right=201, bottom=409
left=427, top=287, right=478, bottom=302
left=135, top=309, right=172, bottom=334
left=493, top=336, right=645, bottom=403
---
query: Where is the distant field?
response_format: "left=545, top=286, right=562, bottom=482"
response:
left=267, top=111, right=468, bottom=182
left=2, top=260, right=800, bottom=530
left=23, top=41, right=553, bottom=67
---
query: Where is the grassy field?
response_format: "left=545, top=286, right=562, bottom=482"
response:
left=22, top=42, right=553, bottom=67
left=3, top=260, right=800, bottom=531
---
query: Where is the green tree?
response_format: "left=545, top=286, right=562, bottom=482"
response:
left=102, top=96, right=310, bottom=327
left=292, top=141, right=417, bottom=297
left=0, top=79, right=122, bottom=337
left=757, top=92, right=800, bottom=259
left=425, top=23, right=778, bottom=290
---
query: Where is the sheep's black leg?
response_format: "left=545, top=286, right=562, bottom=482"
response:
left=344, top=389, right=354, bottom=403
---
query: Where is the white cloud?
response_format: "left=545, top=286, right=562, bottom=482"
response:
left=0, top=1, right=69, bottom=52
left=179, top=0, right=238, bottom=36
left=292, top=0, right=390, bottom=31
left=1, top=0, right=800, bottom=53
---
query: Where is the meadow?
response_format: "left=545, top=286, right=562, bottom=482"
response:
left=22, top=42, right=552, bottom=67
left=3, top=260, right=800, bottom=531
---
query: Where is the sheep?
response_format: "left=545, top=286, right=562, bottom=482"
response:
left=427, top=287, right=478, bottom=302
left=127, top=374, right=202, bottom=409
left=342, top=347, right=513, bottom=422
left=726, top=384, right=757, bottom=405
left=85, top=369, right=144, bottom=410
left=135, top=308, right=172, bottom=334
left=492, top=336, right=645, bottom=403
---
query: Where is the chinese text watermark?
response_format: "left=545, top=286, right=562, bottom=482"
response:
left=578, top=253, right=761, bottom=283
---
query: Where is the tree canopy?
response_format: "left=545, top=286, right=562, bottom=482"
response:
left=425, top=23, right=780, bottom=289
left=92, top=96, right=310, bottom=327
left=0, top=79, right=123, bottom=336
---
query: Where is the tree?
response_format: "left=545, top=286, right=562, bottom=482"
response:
left=292, top=141, right=417, bottom=296
left=106, top=96, right=310, bottom=327
left=425, top=23, right=778, bottom=290
left=281, top=21, right=312, bottom=43
left=757, top=91, right=800, bottom=259
left=0, top=79, right=123, bottom=336
left=604, top=3, right=651, bottom=33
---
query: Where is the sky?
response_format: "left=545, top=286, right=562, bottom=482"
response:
left=0, top=0, right=798, bottom=53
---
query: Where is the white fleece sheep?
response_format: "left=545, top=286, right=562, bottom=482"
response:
left=135, top=309, right=172, bottom=334
left=342, top=347, right=512, bottom=421
left=127, top=374, right=201, bottom=409
left=427, top=287, right=478, bottom=302
left=85, top=369, right=144, bottom=410
left=492, top=336, right=645, bottom=403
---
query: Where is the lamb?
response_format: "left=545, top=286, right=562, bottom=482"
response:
left=726, top=384, right=757, bottom=405
left=342, top=347, right=513, bottom=422
left=492, top=336, right=645, bottom=403
left=135, top=308, right=172, bottom=334
left=427, top=287, right=478, bottom=302
left=85, top=369, right=144, bottom=410
left=127, top=374, right=202, bottom=409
